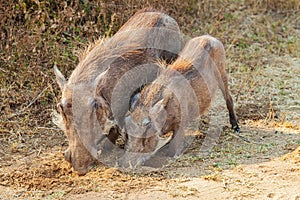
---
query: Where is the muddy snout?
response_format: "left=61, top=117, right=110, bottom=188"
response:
left=63, top=147, right=98, bottom=175
left=123, top=115, right=174, bottom=168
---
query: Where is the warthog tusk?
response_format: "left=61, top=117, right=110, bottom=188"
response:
left=154, top=133, right=173, bottom=153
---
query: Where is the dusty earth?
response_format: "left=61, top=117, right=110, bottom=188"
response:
left=0, top=56, right=299, bottom=199
left=0, top=124, right=299, bottom=200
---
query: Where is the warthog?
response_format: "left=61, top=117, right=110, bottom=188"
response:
left=123, top=35, right=240, bottom=167
left=53, top=9, right=181, bottom=175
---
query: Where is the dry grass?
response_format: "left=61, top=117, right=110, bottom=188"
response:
left=0, top=0, right=300, bottom=198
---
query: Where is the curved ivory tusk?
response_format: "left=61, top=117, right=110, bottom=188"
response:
left=154, top=133, right=173, bottom=153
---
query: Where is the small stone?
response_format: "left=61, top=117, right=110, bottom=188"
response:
left=267, top=193, right=275, bottom=198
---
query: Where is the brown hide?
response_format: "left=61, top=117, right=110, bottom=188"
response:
left=54, top=10, right=181, bottom=174
left=123, top=35, right=239, bottom=167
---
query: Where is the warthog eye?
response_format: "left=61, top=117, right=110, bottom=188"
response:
left=129, top=93, right=140, bottom=111
left=142, top=118, right=150, bottom=127
left=91, top=99, right=98, bottom=109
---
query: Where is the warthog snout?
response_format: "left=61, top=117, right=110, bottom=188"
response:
left=120, top=114, right=172, bottom=168
left=65, top=145, right=98, bottom=175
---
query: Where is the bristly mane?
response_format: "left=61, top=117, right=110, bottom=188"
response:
left=76, top=37, right=107, bottom=63
left=68, top=10, right=166, bottom=85
left=68, top=35, right=143, bottom=84
left=140, top=48, right=206, bottom=108
left=169, top=57, right=193, bottom=73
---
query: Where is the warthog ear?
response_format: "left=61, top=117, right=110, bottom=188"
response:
left=54, top=65, right=66, bottom=90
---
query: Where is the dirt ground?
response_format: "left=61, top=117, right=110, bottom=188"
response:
left=0, top=123, right=299, bottom=200
left=1, top=1, right=300, bottom=199
left=1, top=57, right=299, bottom=199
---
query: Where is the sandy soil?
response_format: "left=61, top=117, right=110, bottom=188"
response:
left=0, top=123, right=299, bottom=200
left=0, top=58, right=299, bottom=200
left=71, top=151, right=300, bottom=200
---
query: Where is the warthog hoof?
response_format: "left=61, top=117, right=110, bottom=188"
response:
left=233, top=124, right=240, bottom=133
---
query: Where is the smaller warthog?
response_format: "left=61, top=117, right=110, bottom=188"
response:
left=123, top=35, right=240, bottom=167
left=54, top=9, right=180, bottom=175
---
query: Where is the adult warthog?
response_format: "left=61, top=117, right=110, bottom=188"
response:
left=53, top=9, right=181, bottom=175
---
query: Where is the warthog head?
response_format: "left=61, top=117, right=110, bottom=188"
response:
left=53, top=66, right=99, bottom=175
left=52, top=9, right=182, bottom=173
left=121, top=83, right=181, bottom=167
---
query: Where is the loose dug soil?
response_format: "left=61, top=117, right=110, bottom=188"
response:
left=0, top=126, right=299, bottom=199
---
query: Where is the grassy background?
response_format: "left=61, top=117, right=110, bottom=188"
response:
left=0, top=0, right=299, bottom=157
